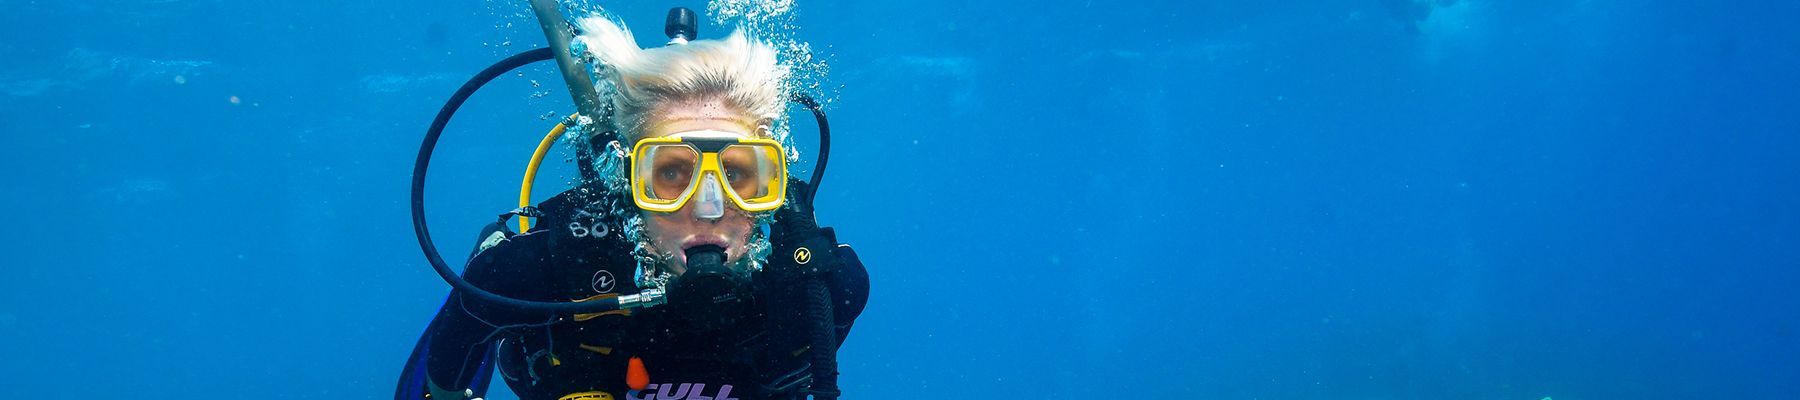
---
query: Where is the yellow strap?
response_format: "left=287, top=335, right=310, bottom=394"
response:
left=520, top=115, right=575, bottom=232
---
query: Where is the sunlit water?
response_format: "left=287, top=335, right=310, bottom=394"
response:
left=3, top=0, right=1797, bottom=399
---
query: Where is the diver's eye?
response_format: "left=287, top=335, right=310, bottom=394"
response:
left=658, top=166, right=691, bottom=183
left=723, top=165, right=764, bottom=196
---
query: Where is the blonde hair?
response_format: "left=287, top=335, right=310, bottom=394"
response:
left=576, top=15, right=789, bottom=142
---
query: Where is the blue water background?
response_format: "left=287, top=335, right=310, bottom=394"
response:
left=4, top=0, right=1798, bottom=398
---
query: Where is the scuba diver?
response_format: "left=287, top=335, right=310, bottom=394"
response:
left=399, top=5, right=867, bottom=400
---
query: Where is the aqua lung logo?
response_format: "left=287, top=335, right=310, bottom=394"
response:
left=591, top=270, right=617, bottom=293
left=626, top=383, right=738, bottom=400
left=793, top=247, right=811, bottom=265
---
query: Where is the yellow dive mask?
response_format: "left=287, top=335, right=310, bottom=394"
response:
left=628, top=130, right=788, bottom=217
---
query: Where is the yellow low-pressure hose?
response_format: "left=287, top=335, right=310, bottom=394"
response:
left=519, top=115, right=575, bottom=232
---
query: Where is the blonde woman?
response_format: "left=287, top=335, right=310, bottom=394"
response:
left=397, top=12, right=868, bottom=400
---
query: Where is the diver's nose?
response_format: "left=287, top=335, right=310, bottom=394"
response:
left=693, top=173, right=726, bottom=219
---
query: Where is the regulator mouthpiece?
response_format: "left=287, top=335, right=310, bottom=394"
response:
left=684, top=245, right=727, bottom=270
left=694, top=174, right=726, bottom=219
left=669, top=244, right=749, bottom=330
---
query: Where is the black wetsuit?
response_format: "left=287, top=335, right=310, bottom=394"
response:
left=397, top=189, right=869, bottom=400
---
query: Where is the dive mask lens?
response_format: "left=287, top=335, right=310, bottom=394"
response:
left=630, top=133, right=789, bottom=213
left=636, top=144, right=700, bottom=205
left=719, top=143, right=787, bottom=209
